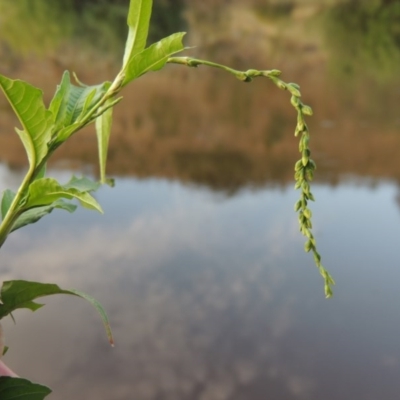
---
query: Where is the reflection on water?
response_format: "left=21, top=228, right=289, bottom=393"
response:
left=322, top=0, right=400, bottom=83
left=0, top=0, right=185, bottom=56
left=0, top=1, right=399, bottom=193
left=1, top=1, right=400, bottom=399
left=2, top=171, right=400, bottom=399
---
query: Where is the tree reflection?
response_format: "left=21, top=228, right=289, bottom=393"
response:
left=322, top=0, right=400, bottom=83
left=0, top=1, right=399, bottom=194
left=0, top=0, right=185, bottom=56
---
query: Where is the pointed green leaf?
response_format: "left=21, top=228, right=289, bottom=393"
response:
left=54, top=94, right=120, bottom=146
left=63, top=175, right=100, bottom=192
left=71, top=83, right=110, bottom=124
left=56, top=122, right=80, bottom=143
left=67, top=289, right=114, bottom=346
left=0, top=281, right=66, bottom=317
left=0, top=75, right=53, bottom=167
left=48, top=71, right=70, bottom=129
left=0, top=280, right=114, bottom=345
left=10, top=200, right=77, bottom=233
left=48, top=71, right=110, bottom=143
left=1, top=190, right=15, bottom=220
left=122, top=0, right=153, bottom=68
left=24, top=178, right=103, bottom=213
left=95, top=99, right=113, bottom=184
left=124, top=32, right=186, bottom=85
left=78, top=88, right=98, bottom=119
left=34, top=163, right=47, bottom=181
left=0, top=377, right=51, bottom=400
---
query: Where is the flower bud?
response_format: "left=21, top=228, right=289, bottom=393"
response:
left=268, top=69, right=282, bottom=77
left=246, top=69, right=259, bottom=78
left=304, top=240, right=313, bottom=252
left=276, top=80, right=287, bottom=90
left=287, top=83, right=301, bottom=97
left=302, top=105, right=313, bottom=116
left=301, top=181, right=310, bottom=194
left=303, top=208, right=312, bottom=219
left=295, top=160, right=303, bottom=171
left=306, top=170, right=314, bottom=181
left=308, top=192, right=316, bottom=201
left=291, top=95, right=300, bottom=108
left=308, top=159, right=317, bottom=170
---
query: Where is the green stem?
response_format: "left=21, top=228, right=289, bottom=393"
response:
left=167, top=56, right=281, bottom=82
left=0, top=164, right=35, bottom=248
left=78, top=73, right=125, bottom=126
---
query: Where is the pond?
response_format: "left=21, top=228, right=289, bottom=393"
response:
left=0, top=1, right=400, bottom=399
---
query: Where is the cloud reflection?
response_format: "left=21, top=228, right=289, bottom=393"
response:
left=0, top=179, right=319, bottom=399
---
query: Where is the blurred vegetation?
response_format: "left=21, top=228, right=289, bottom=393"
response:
left=253, top=2, right=295, bottom=20
left=322, top=0, right=400, bottom=83
left=0, top=0, right=399, bottom=192
left=0, top=0, right=73, bottom=55
left=1, top=0, right=399, bottom=85
left=0, top=0, right=186, bottom=58
left=174, top=149, right=254, bottom=195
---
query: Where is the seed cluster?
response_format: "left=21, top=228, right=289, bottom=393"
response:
left=167, top=58, right=335, bottom=297
left=270, top=76, right=335, bottom=298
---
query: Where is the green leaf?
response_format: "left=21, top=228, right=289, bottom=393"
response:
left=63, top=175, right=100, bottom=192
left=0, top=75, right=53, bottom=168
left=0, top=280, right=114, bottom=345
left=124, top=32, right=186, bottom=85
left=122, top=0, right=153, bottom=68
left=34, top=163, right=46, bottom=181
left=79, top=88, right=98, bottom=119
left=0, top=377, right=51, bottom=400
left=48, top=71, right=110, bottom=143
left=55, top=122, right=80, bottom=143
left=67, top=289, right=114, bottom=346
left=95, top=99, right=114, bottom=184
left=24, top=178, right=103, bottom=213
left=1, top=190, right=15, bottom=220
left=48, top=71, right=70, bottom=127
left=10, top=200, right=77, bottom=233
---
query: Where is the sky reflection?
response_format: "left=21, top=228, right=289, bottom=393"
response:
left=1, top=170, right=400, bottom=399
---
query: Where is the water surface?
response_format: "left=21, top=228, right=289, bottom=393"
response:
left=0, top=2, right=400, bottom=399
